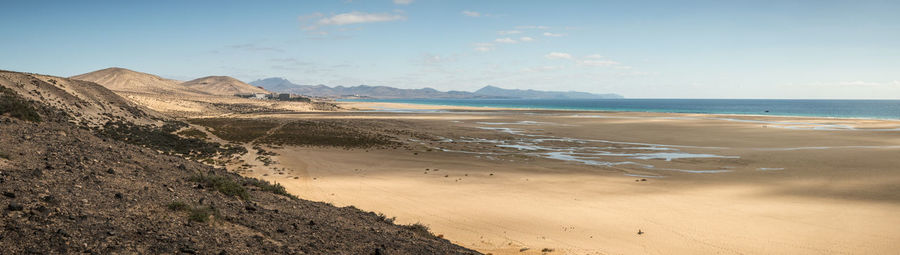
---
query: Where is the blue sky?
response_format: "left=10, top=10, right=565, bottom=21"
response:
left=1, top=0, right=898, bottom=99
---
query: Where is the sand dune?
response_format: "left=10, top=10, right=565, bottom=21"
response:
left=181, top=76, right=269, bottom=96
left=71, top=67, right=206, bottom=95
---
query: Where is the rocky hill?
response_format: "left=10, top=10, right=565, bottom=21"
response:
left=1, top=70, right=159, bottom=126
left=0, top=70, right=478, bottom=254
left=71, top=67, right=206, bottom=96
left=473, top=85, right=623, bottom=99
left=182, top=76, right=269, bottom=96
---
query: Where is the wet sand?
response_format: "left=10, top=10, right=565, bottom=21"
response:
left=238, top=102, right=900, bottom=254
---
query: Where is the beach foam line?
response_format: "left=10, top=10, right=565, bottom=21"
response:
left=569, top=114, right=900, bottom=131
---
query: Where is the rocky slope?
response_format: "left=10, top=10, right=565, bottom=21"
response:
left=1, top=70, right=159, bottom=126
left=0, top=70, right=478, bottom=254
left=182, top=76, right=269, bottom=96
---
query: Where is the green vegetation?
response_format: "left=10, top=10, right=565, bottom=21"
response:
left=404, top=222, right=434, bottom=238
left=176, top=128, right=208, bottom=139
left=260, top=120, right=398, bottom=148
left=188, top=118, right=280, bottom=143
left=166, top=201, right=219, bottom=223
left=189, top=174, right=296, bottom=200
left=187, top=206, right=218, bottom=223
left=189, top=174, right=249, bottom=200
left=243, top=177, right=296, bottom=199
left=166, top=201, right=190, bottom=211
left=189, top=118, right=398, bottom=149
left=97, top=121, right=246, bottom=160
left=376, top=213, right=396, bottom=224
left=0, top=86, right=41, bottom=122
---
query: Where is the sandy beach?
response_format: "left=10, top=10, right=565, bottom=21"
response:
left=224, top=102, right=900, bottom=255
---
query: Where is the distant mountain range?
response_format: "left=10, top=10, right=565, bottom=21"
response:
left=250, top=77, right=623, bottom=99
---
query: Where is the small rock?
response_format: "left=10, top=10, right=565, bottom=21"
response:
left=106, top=168, right=115, bottom=174
left=114, top=193, right=123, bottom=199
left=2, top=191, right=14, bottom=198
left=8, top=202, right=24, bottom=211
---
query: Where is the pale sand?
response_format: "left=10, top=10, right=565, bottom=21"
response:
left=237, top=103, right=900, bottom=255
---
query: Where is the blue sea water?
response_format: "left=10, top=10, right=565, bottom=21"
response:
left=341, top=99, right=900, bottom=119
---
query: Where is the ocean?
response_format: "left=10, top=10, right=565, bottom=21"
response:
left=341, top=98, right=900, bottom=119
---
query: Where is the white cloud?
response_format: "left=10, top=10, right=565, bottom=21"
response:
left=462, top=10, right=481, bottom=17
left=545, top=52, right=573, bottom=60
left=393, top=0, right=414, bottom=5
left=585, top=54, right=604, bottom=59
left=519, top=36, right=534, bottom=42
left=495, top=37, right=518, bottom=44
left=543, top=32, right=565, bottom=37
left=516, top=25, right=550, bottom=29
left=498, top=30, right=522, bottom=35
left=473, top=42, right=495, bottom=52
left=580, top=60, right=620, bottom=66
left=314, top=11, right=406, bottom=26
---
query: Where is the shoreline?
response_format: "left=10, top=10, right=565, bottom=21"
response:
left=338, top=99, right=900, bottom=121
left=210, top=106, right=900, bottom=254
left=338, top=101, right=900, bottom=131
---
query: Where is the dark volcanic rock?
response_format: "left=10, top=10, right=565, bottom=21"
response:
left=0, top=70, right=479, bottom=255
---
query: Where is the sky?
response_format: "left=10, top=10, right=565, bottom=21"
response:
left=1, top=0, right=899, bottom=99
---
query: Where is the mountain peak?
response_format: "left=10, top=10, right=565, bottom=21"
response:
left=473, top=85, right=623, bottom=99
left=182, top=76, right=269, bottom=96
left=71, top=67, right=193, bottom=94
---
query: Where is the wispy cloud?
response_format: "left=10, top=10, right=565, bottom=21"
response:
left=519, top=36, right=534, bottom=42
left=461, top=10, right=481, bottom=17
left=393, top=0, right=414, bottom=5
left=546, top=52, right=627, bottom=68
left=545, top=52, right=573, bottom=60
left=580, top=60, right=620, bottom=66
left=495, top=37, right=518, bottom=44
left=498, top=30, right=522, bottom=35
left=301, top=11, right=406, bottom=31
left=473, top=42, right=495, bottom=52
left=543, top=32, right=565, bottom=37
left=317, top=11, right=405, bottom=25
left=516, top=25, right=550, bottom=30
